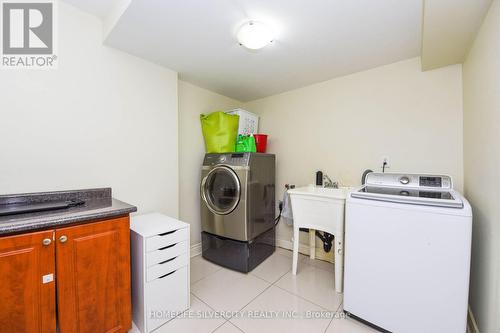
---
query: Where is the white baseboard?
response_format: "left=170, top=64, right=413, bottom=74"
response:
left=189, top=238, right=307, bottom=258
left=276, top=238, right=311, bottom=256
left=467, top=306, right=480, bottom=333
left=190, top=242, right=202, bottom=257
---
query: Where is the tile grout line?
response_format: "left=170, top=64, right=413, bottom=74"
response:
left=270, top=257, right=343, bottom=328
left=269, top=268, right=292, bottom=285
left=245, top=251, right=341, bottom=314
left=234, top=249, right=301, bottom=311
left=190, top=294, right=246, bottom=333
left=191, top=269, right=222, bottom=286
left=190, top=256, right=224, bottom=285
left=323, top=317, right=335, bottom=333
left=249, top=267, right=293, bottom=284
left=324, top=301, right=345, bottom=333
left=238, top=266, right=340, bottom=333
left=270, top=258, right=335, bottom=311
left=270, top=283, right=343, bottom=333
left=226, top=279, right=275, bottom=326
left=249, top=272, right=276, bottom=284
left=191, top=261, right=274, bottom=323
left=191, top=291, right=243, bottom=326
left=271, top=282, right=342, bottom=314
left=271, top=252, right=344, bottom=314
left=190, top=292, right=217, bottom=311
left=209, top=319, right=230, bottom=333
left=248, top=249, right=294, bottom=282
left=226, top=321, right=246, bottom=333
left=237, top=279, right=274, bottom=309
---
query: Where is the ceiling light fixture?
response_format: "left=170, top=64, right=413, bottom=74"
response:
left=237, top=21, right=274, bottom=50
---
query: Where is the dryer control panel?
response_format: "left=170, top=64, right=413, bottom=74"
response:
left=203, top=153, right=251, bottom=167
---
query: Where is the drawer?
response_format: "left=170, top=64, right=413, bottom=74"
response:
left=146, top=266, right=189, bottom=332
left=146, top=253, right=188, bottom=282
left=146, top=227, right=188, bottom=252
left=146, top=241, right=188, bottom=267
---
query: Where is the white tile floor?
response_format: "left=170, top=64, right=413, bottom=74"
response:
left=130, top=248, right=378, bottom=333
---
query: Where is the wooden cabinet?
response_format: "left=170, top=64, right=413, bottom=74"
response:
left=56, top=216, right=132, bottom=333
left=0, top=230, right=56, bottom=333
left=0, top=216, right=132, bottom=333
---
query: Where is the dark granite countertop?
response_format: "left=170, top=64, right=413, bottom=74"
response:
left=0, top=188, right=137, bottom=235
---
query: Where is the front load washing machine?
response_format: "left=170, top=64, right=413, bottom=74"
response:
left=200, top=152, right=275, bottom=272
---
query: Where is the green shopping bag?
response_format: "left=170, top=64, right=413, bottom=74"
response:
left=235, top=135, right=257, bottom=153
left=200, top=111, right=239, bottom=153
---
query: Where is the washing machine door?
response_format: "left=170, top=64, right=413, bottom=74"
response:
left=201, top=165, right=241, bottom=215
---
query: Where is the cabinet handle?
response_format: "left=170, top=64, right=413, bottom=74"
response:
left=42, top=238, right=52, bottom=246
left=159, top=256, right=177, bottom=265
left=158, top=243, right=176, bottom=251
left=59, top=235, right=68, bottom=243
left=158, top=270, right=176, bottom=279
left=158, top=230, right=176, bottom=236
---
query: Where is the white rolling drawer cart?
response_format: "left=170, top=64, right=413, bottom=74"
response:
left=130, top=213, right=190, bottom=333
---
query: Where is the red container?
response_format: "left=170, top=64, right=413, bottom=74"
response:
left=254, top=134, right=268, bottom=153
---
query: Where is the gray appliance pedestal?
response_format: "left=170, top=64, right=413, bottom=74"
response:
left=201, top=227, right=275, bottom=273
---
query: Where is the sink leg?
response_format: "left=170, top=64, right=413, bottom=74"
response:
left=292, top=226, right=299, bottom=275
left=309, top=229, right=316, bottom=260
left=334, top=239, right=344, bottom=293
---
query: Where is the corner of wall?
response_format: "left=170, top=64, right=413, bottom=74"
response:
left=103, top=0, right=132, bottom=41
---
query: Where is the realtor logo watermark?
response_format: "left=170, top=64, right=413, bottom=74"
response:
left=1, top=0, right=57, bottom=68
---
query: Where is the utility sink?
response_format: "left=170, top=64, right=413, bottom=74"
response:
left=288, top=184, right=349, bottom=199
left=288, top=184, right=350, bottom=293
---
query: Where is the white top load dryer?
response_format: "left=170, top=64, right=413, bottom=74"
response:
left=344, top=172, right=472, bottom=333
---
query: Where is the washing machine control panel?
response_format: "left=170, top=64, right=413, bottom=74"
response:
left=203, top=153, right=251, bottom=167
left=365, top=173, right=453, bottom=190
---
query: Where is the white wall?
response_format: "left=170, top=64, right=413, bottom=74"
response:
left=243, top=57, right=464, bottom=247
left=0, top=3, right=179, bottom=217
left=178, top=81, right=240, bottom=244
left=463, top=1, right=500, bottom=332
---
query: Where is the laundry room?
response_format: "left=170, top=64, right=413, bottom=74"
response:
left=0, top=1, right=498, bottom=333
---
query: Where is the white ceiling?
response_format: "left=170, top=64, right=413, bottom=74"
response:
left=63, top=0, right=117, bottom=19
left=64, top=0, right=423, bottom=101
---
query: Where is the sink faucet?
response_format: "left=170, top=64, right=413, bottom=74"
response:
left=323, top=174, right=339, bottom=189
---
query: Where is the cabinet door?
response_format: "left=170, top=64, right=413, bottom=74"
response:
left=56, top=217, right=132, bottom=333
left=0, top=230, right=56, bottom=333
